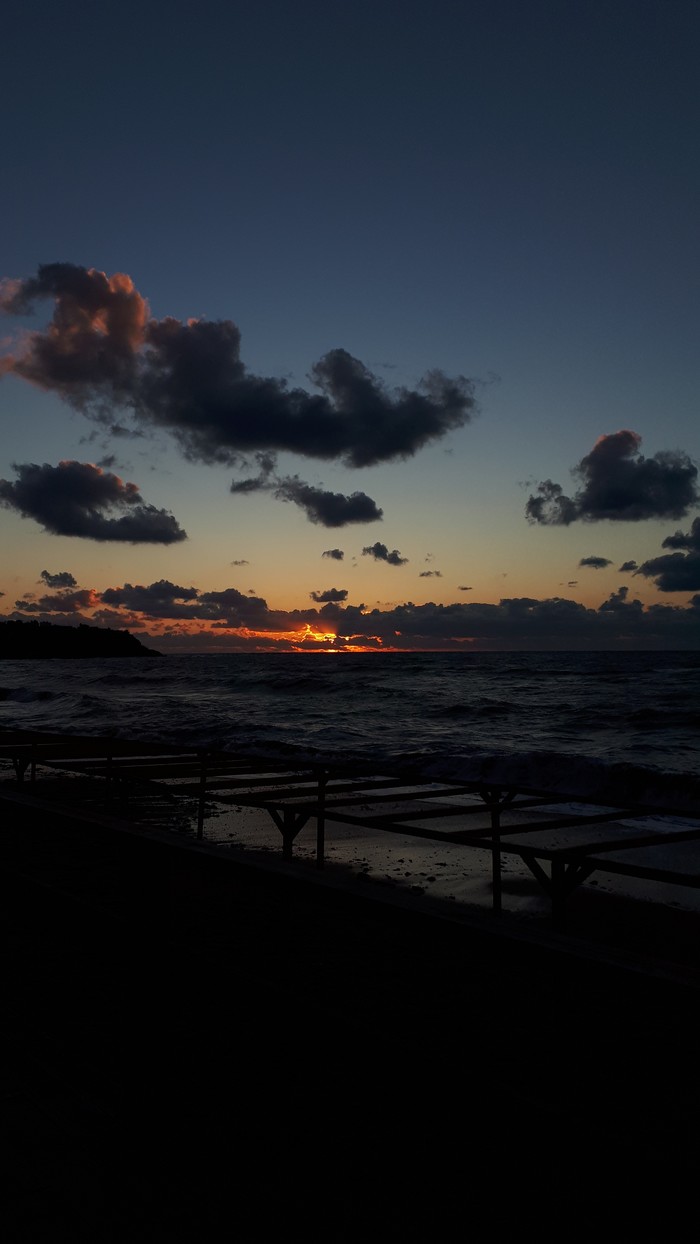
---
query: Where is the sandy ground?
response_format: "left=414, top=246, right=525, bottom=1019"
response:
left=3, top=770, right=700, bottom=1233
left=3, top=754, right=700, bottom=974
left=198, top=797, right=700, bottom=979
left=202, top=796, right=700, bottom=916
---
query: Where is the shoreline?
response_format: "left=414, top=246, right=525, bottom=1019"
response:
left=197, top=798, right=700, bottom=981
left=3, top=753, right=700, bottom=980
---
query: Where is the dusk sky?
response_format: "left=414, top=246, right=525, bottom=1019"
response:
left=2, top=0, right=699, bottom=651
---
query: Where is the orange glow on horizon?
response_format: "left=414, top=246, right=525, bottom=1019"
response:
left=299, top=623, right=338, bottom=644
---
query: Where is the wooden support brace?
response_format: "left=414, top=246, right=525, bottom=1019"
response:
left=12, top=755, right=29, bottom=783
left=197, top=753, right=208, bottom=840
left=316, top=770, right=328, bottom=869
left=551, top=859, right=567, bottom=931
left=478, top=787, right=516, bottom=915
left=268, top=807, right=310, bottom=860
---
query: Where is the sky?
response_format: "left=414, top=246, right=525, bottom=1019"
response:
left=1, top=0, right=699, bottom=652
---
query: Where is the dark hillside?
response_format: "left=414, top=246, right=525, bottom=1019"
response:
left=0, top=619, right=160, bottom=658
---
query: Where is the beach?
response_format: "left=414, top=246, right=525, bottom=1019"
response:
left=3, top=763, right=700, bottom=1237
left=1, top=681, right=700, bottom=1234
left=196, top=796, right=700, bottom=979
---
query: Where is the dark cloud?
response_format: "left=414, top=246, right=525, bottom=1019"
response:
left=101, top=580, right=199, bottom=615
left=419, top=570, right=443, bottom=577
left=40, top=569, right=77, bottom=589
left=229, top=450, right=277, bottom=493
left=230, top=453, right=383, bottom=527
left=579, top=556, right=612, bottom=569
left=322, top=548, right=344, bottom=561
left=90, top=608, right=146, bottom=630
left=619, top=561, right=638, bottom=573
left=458, top=585, right=472, bottom=591
left=15, top=589, right=100, bottom=614
left=661, top=517, right=700, bottom=552
left=194, top=587, right=272, bottom=627
left=310, top=588, right=348, bottom=603
left=362, top=542, right=408, bottom=566
left=3, top=609, right=93, bottom=626
left=273, top=478, right=383, bottom=527
left=525, top=480, right=579, bottom=526
left=2, top=264, right=477, bottom=469
left=637, top=517, right=700, bottom=591
left=230, top=559, right=249, bottom=566
left=0, top=460, right=186, bottom=544
left=597, top=586, right=640, bottom=613
left=526, top=431, right=699, bottom=524
left=99, top=580, right=273, bottom=628
left=313, top=591, right=700, bottom=650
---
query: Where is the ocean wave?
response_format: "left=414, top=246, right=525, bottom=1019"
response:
left=414, top=749, right=700, bottom=814
left=433, top=699, right=513, bottom=718
left=1, top=651, right=698, bottom=795
left=628, top=707, right=700, bottom=728
left=0, top=687, right=55, bottom=703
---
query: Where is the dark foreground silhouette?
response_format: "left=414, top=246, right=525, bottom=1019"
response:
left=0, top=619, right=159, bottom=658
left=2, top=788, right=699, bottom=1238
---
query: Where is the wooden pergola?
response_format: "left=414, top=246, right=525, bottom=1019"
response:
left=2, top=728, right=699, bottom=931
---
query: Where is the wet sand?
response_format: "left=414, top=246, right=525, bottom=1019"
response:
left=204, top=799, right=700, bottom=980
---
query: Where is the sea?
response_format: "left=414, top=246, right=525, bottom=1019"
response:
left=1, top=649, right=699, bottom=811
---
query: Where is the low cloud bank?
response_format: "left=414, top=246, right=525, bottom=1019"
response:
left=6, top=577, right=699, bottom=650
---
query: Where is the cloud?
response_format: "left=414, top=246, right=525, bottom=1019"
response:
left=101, top=580, right=199, bottom=615
left=0, top=460, right=187, bottom=543
left=40, top=569, right=77, bottom=588
left=458, top=585, right=472, bottom=591
left=579, top=556, right=612, bottom=569
left=6, top=576, right=700, bottom=651
left=99, top=579, right=274, bottom=628
left=310, top=588, right=348, bottom=603
left=362, top=542, right=408, bottom=566
left=316, top=591, right=700, bottom=649
left=2, top=263, right=477, bottom=468
left=526, top=431, right=699, bottom=524
left=15, top=589, right=100, bottom=614
left=419, top=570, right=442, bottom=577
left=273, top=478, right=383, bottom=527
left=322, top=548, right=344, bottom=561
left=90, top=608, right=146, bottom=630
left=660, top=517, right=700, bottom=552
left=525, top=480, right=579, bottom=525
left=229, top=450, right=277, bottom=494
left=229, top=452, right=383, bottom=527
left=230, top=559, right=249, bottom=566
left=637, top=517, right=700, bottom=591
left=619, top=560, right=638, bottom=573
